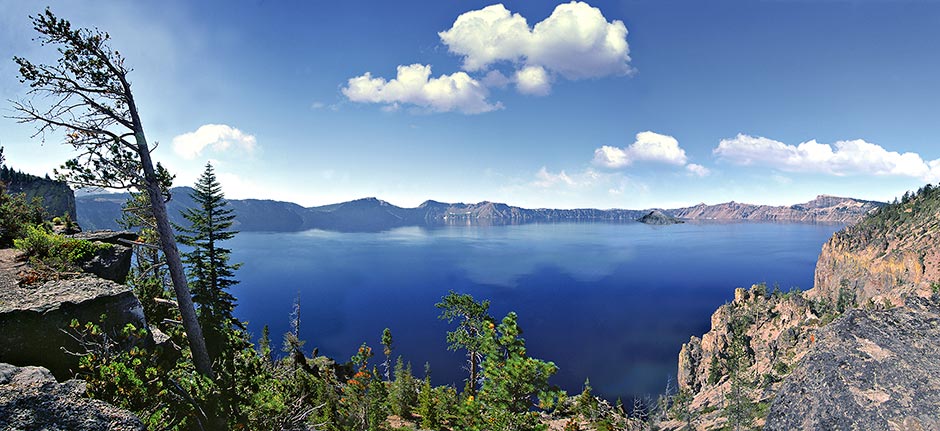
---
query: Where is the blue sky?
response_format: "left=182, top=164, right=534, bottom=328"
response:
left=1, top=0, right=939, bottom=209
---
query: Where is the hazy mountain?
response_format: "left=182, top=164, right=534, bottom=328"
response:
left=76, top=188, right=882, bottom=233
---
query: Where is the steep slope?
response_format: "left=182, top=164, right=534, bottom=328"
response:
left=669, top=185, right=940, bottom=430
left=811, top=185, right=940, bottom=305
left=1, top=166, right=75, bottom=219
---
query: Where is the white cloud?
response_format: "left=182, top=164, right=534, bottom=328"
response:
left=342, top=64, right=501, bottom=114
left=439, top=4, right=531, bottom=72
left=714, top=133, right=940, bottom=181
left=533, top=166, right=575, bottom=188
left=593, top=146, right=630, bottom=169
left=172, top=124, right=257, bottom=160
left=344, top=2, right=631, bottom=112
left=593, top=131, right=695, bottom=169
left=686, top=163, right=711, bottom=177
left=514, top=65, right=551, bottom=96
left=439, top=2, right=631, bottom=80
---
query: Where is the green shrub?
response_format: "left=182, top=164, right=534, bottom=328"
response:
left=14, top=224, right=111, bottom=271
left=0, top=188, right=46, bottom=247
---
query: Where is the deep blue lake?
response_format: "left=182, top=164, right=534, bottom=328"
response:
left=228, top=221, right=843, bottom=402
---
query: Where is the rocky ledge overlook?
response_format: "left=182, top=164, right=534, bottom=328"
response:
left=0, top=234, right=146, bottom=380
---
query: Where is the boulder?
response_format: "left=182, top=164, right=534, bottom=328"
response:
left=0, top=274, right=147, bottom=380
left=0, top=362, right=143, bottom=430
left=765, top=297, right=940, bottom=430
left=69, top=230, right=137, bottom=284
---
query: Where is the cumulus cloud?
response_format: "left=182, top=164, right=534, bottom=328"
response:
left=514, top=65, right=551, bottom=96
left=593, top=131, right=707, bottom=177
left=714, top=134, right=940, bottom=181
left=172, top=124, right=257, bottom=160
left=344, top=2, right=631, bottom=112
left=342, top=64, right=501, bottom=114
left=439, top=2, right=632, bottom=80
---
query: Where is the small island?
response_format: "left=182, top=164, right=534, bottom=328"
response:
left=637, top=210, right=684, bottom=225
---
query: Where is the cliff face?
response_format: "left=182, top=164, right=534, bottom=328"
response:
left=78, top=189, right=880, bottom=233
left=810, top=188, right=940, bottom=304
left=670, top=285, right=826, bottom=429
left=1, top=167, right=75, bottom=220
left=668, top=195, right=880, bottom=223
left=670, top=185, right=940, bottom=430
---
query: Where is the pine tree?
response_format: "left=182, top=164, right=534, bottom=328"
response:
left=177, top=162, right=243, bottom=362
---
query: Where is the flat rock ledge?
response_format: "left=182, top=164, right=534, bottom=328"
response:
left=0, top=272, right=146, bottom=380
left=765, top=296, right=940, bottom=431
left=0, top=362, right=143, bottom=430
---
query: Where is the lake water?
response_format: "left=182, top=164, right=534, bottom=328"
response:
left=228, top=221, right=843, bottom=402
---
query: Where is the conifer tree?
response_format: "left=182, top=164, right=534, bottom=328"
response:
left=177, top=162, right=242, bottom=362
left=12, top=9, right=212, bottom=376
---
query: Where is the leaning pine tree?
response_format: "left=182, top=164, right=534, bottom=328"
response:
left=177, top=162, right=243, bottom=362
left=11, top=8, right=212, bottom=376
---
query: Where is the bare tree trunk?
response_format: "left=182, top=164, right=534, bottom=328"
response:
left=468, top=352, right=478, bottom=396
left=137, top=137, right=213, bottom=378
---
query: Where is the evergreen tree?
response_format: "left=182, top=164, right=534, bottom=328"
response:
left=388, top=356, right=417, bottom=418
left=436, top=290, right=492, bottom=396
left=417, top=363, right=440, bottom=430
left=177, top=162, right=243, bottom=362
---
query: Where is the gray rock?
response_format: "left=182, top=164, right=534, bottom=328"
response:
left=0, top=275, right=147, bottom=380
left=70, top=231, right=137, bottom=284
left=0, top=362, right=144, bottom=430
left=765, top=297, right=940, bottom=430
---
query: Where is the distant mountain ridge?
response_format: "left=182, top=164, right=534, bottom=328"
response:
left=669, top=195, right=884, bottom=223
left=76, top=188, right=882, bottom=232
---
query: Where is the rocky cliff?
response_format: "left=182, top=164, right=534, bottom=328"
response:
left=669, top=284, right=828, bottom=430
left=669, top=195, right=881, bottom=223
left=0, top=362, right=144, bottom=430
left=810, top=187, right=940, bottom=305
left=670, top=185, right=940, bottom=430
left=1, top=166, right=76, bottom=220
left=78, top=188, right=879, bottom=233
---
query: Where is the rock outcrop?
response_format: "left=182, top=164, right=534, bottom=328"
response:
left=0, top=250, right=146, bottom=379
left=810, top=190, right=940, bottom=305
left=669, top=186, right=940, bottom=430
left=69, top=230, right=136, bottom=284
left=0, top=166, right=76, bottom=220
left=0, top=362, right=144, bottom=430
left=670, top=284, right=825, bottom=429
left=764, top=296, right=940, bottom=430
